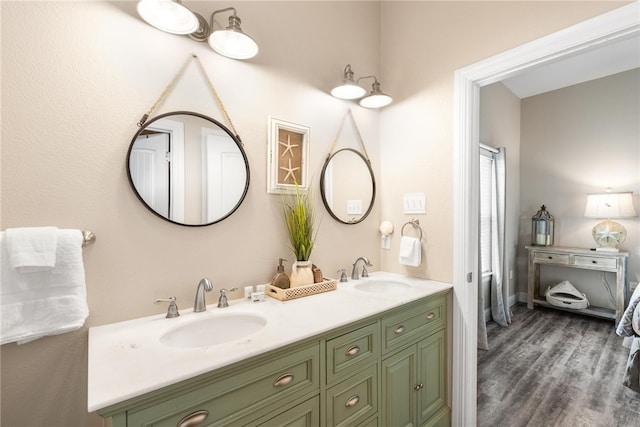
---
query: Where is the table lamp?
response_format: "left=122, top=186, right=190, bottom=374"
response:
left=584, top=191, right=636, bottom=252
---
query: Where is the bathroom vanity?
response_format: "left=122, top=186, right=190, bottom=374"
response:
left=88, top=272, right=451, bottom=426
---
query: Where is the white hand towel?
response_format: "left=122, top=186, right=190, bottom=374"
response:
left=399, top=236, right=421, bottom=267
left=5, top=226, right=58, bottom=273
left=1, top=229, right=89, bottom=345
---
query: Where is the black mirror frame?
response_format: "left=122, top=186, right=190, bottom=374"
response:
left=126, top=111, right=250, bottom=227
left=319, top=148, right=376, bottom=225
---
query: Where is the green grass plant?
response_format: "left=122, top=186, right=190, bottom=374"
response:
left=283, top=184, right=315, bottom=261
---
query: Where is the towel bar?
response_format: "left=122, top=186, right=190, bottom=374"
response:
left=82, top=230, right=96, bottom=247
left=401, top=219, right=423, bottom=241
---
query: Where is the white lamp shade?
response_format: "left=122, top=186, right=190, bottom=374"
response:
left=359, top=93, right=393, bottom=109
left=137, top=0, right=199, bottom=35
left=584, top=192, right=637, bottom=218
left=208, top=30, right=259, bottom=60
left=331, top=83, right=367, bottom=100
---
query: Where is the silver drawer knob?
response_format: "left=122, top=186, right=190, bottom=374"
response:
left=414, top=383, right=424, bottom=391
left=345, top=394, right=360, bottom=408
left=394, top=325, right=405, bottom=334
left=177, top=410, right=208, bottom=427
left=426, top=312, right=436, bottom=320
left=273, top=373, right=294, bottom=387
left=345, top=345, right=361, bottom=356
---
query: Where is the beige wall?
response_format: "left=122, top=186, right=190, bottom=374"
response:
left=1, top=2, right=381, bottom=425
left=0, top=1, right=627, bottom=426
left=377, top=0, right=622, bottom=279
left=518, top=69, right=640, bottom=305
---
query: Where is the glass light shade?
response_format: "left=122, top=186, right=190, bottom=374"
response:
left=208, top=29, right=259, bottom=59
left=331, top=83, right=367, bottom=100
left=584, top=192, right=637, bottom=218
left=359, top=93, right=393, bottom=108
left=137, top=0, right=199, bottom=35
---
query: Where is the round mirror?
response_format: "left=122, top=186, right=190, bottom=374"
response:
left=320, top=148, right=376, bottom=224
left=127, top=111, right=250, bottom=226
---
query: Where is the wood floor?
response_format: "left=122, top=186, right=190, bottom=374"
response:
left=477, top=304, right=640, bottom=427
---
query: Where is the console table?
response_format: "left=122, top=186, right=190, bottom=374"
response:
left=526, top=246, right=628, bottom=325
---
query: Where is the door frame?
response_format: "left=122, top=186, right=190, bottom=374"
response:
left=451, top=4, right=639, bottom=425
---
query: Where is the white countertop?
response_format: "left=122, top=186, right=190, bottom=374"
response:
left=87, top=271, right=452, bottom=413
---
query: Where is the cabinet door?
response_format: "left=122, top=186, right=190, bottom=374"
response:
left=417, top=330, right=446, bottom=425
left=381, top=345, right=416, bottom=427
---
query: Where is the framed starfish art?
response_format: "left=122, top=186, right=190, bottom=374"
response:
left=267, top=117, right=310, bottom=194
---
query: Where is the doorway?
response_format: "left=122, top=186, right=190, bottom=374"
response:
left=451, top=4, right=639, bottom=425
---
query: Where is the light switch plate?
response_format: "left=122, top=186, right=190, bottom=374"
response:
left=404, top=193, right=426, bottom=214
left=347, top=199, right=363, bottom=215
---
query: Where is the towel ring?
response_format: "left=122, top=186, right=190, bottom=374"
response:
left=401, top=219, right=423, bottom=241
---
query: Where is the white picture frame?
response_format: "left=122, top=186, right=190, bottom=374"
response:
left=267, top=117, right=310, bottom=194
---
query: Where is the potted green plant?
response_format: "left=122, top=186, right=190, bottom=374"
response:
left=283, top=185, right=316, bottom=286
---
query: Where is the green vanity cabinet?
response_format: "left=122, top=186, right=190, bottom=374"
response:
left=98, top=290, right=450, bottom=427
left=105, top=341, right=320, bottom=427
left=380, top=295, right=449, bottom=427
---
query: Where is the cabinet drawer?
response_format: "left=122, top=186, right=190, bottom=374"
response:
left=533, top=252, right=570, bottom=264
left=382, top=295, right=446, bottom=354
left=253, top=395, right=319, bottom=427
left=356, top=415, right=379, bottom=427
left=574, top=255, right=617, bottom=270
left=326, top=364, right=378, bottom=427
left=326, top=322, right=379, bottom=384
left=127, top=343, right=319, bottom=427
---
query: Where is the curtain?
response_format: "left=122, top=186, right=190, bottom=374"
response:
left=478, top=147, right=509, bottom=350
left=490, top=148, right=510, bottom=328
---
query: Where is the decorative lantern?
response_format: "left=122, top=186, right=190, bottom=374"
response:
left=531, top=205, right=554, bottom=246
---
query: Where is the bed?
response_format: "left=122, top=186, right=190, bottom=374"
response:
left=616, top=285, right=640, bottom=393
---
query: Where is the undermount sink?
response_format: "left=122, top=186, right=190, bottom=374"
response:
left=354, top=280, right=412, bottom=293
left=160, top=313, right=267, bottom=348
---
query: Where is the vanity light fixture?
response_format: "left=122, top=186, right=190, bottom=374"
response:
left=358, top=76, right=393, bottom=109
left=330, top=65, right=367, bottom=100
left=137, top=1, right=259, bottom=60
left=136, top=0, right=199, bottom=34
left=330, top=64, right=393, bottom=108
left=584, top=189, right=637, bottom=252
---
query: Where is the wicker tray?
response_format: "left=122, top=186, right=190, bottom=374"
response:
left=267, top=278, right=337, bottom=301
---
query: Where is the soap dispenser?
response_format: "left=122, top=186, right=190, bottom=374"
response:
left=271, top=258, right=291, bottom=289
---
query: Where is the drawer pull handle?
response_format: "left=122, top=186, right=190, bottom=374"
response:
left=273, top=373, right=294, bottom=387
left=345, top=345, right=361, bottom=356
left=426, top=312, right=436, bottom=320
left=345, top=395, right=360, bottom=408
left=414, top=383, right=424, bottom=391
left=177, top=410, right=208, bottom=427
left=592, top=260, right=597, bottom=264
left=394, top=325, right=405, bottom=334
left=548, top=256, right=553, bottom=260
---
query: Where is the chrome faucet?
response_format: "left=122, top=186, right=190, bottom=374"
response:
left=193, top=278, right=213, bottom=312
left=154, top=297, right=179, bottom=318
left=217, top=288, right=238, bottom=308
left=351, top=256, right=372, bottom=280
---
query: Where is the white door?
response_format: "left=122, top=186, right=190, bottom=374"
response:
left=202, top=128, right=245, bottom=222
left=130, top=133, right=170, bottom=218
